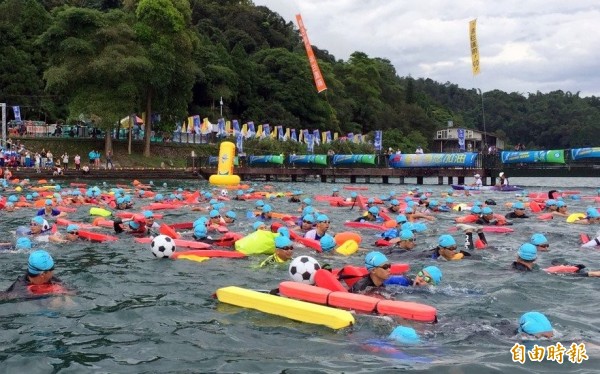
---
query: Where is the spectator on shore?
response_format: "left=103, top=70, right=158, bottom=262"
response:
left=61, top=153, right=69, bottom=170
left=74, top=154, right=81, bottom=170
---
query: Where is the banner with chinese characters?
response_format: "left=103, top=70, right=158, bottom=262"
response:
left=388, top=153, right=478, bottom=168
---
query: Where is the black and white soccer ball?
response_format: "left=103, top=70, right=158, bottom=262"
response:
left=288, top=256, right=321, bottom=284
left=150, top=235, right=176, bottom=258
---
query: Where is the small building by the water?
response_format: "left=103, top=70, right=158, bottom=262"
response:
left=433, top=128, right=504, bottom=153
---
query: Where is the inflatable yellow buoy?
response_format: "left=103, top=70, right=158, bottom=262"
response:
left=90, top=207, right=112, bottom=217
left=335, top=240, right=359, bottom=256
left=209, top=141, right=241, bottom=186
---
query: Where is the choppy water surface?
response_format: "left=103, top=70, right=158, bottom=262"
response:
left=1, top=177, right=599, bottom=373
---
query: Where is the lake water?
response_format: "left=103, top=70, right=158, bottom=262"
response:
left=1, top=177, right=599, bottom=373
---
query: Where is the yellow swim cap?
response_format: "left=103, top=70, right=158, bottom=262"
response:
left=15, top=186, right=22, bottom=192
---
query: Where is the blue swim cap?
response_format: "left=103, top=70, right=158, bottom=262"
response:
left=154, top=194, right=163, bottom=202
left=518, top=243, right=537, bottom=261
left=556, top=201, right=566, bottom=207
left=350, top=192, right=357, bottom=198
left=66, top=224, right=79, bottom=233
left=15, top=237, right=32, bottom=250
left=277, top=227, right=290, bottom=238
left=262, top=204, right=272, bottom=213
left=28, top=250, right=54, bottom=275
left=143, top=210, right=154, bottom=218
left=123, top=195, right=132, bottom=203
left=204, top=192, right=212, bottom=199
left=389, top=326, right=420, bottom=345
left=31, top=216, right=45, bottom=226
left=32, top=192, right=39, bottom=198
left=445, top=197, right=454, bottom=204
left=303, top=214, right=315, bottom=223
left=423, top=266, right=442, bottom=285
left=481, top=207, right=493, bottom=215
left=519, top=312, right=553, bottom=335
left=545, top=199, right=556, bottom=206
left=586, top=207, right=600, bottom=218
left=138, top=190, right=145, bottom=196
left=320, top=234, right=336, bottom=252
left=7, top=195, right=18, bottom=203
left=253, top=221, right=266, bottom=231
left=226, top=211, right=236, bottom=219
left=128, top=221, right=140, bottom=230
left=209, top=199, right=218, bottom=205
left=194, top=225, right=207, bottom=238
left=399, top=230, right=414, bottom=240
left=302, top=198, right=312, bottom=205
left=45, top=199, right=53, bottom=206
left=570, top=195, right=580, bottom=200
left=471, top=206, right=482, bottom=214
left=404, top=196, right=412, bottom=202
left=390, top=199, right=399, bottom=206
left=116, top=197, right=125, bottom=205
left=530, top=233, right=548, bottom=246
left=25, top=194, right=32, bottom=201
left=513, top=202, right=525, bottom=210
left=438, top=235, right=456, bottom=248
left=404, top=207, right=414, bottom=214
left=428, top=200, right=438, bottom=207
left=401, top=222, right=414, bottom=232
left=332, top=188, right=339, bottom=192
left=54, top=185, right=61, bottom=191
left=473, top=200, right=483, bottom=207
left=396, top=214, right=407, bottom=224
left=237, top=190, right=243, bottom=196
left=316, top=214, right=329, bottom=223
left=365, top=251, right=389, bottom=270
left=209, top=209, right=220, bottom=218
left=275, top=235, right=293, bottom=249
left=367, top=198, right=375, bottom=204
left=368, top=206, right=379, bottom=215
left=302, top=206, right=314, bottom=217
left=255, top=200, right=264, bottom=207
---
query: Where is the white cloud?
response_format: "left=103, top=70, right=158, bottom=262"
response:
left=253, top=0, right=600, bottom=97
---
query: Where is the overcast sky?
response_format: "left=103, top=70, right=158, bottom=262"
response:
left=253, top=0, right=600, bottom=97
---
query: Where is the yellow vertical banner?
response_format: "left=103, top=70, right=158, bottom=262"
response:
left=334, top=132, right=338, bottom=141
left=187, top=117, right=194, bottom=132
left=256, top=125, right=263, bottom=138
left=271, top=126, right=277, bottom=139
left=321, top=131, right=327, bottom=144
left=296, top=14, right=328, bottom=93
left=225, top=121, right=231, bottom=134
left=284, top=128, right=290, bottom=140
left=298, top=130, right=304, bottom=143
left=241, top=123, right=248, bottom=136
left=469, top=19, right=480, bottom=76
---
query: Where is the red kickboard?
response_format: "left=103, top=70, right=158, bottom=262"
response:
left=344, top=221, right=387, bottom=231
left=78, top=230, right=119, bottom=242
left=171, top=249, right=246, bottom=259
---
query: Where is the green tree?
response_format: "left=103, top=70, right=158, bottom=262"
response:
left=134, top=0, right=199, bottom=156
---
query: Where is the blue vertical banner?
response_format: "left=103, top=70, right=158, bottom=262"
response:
left=313, top=130, right=320, bottom=145
left=12, top=106, right=21, bottom=122
left=374, top=130, right=382, bottom=151
left=307, top=133, right=314, bottom=153
left=193, top=116, right=201, bottom=134
left=263, top=124, right=270, bottom=139
left=457, top=128, right=465, bottom=151
left=217, top=118, right=226, bottom=137
left=303, top=129, right=309, bottom=144
left=247, top=121, right=255, bottom=138
left=236, top=133, right=244, bottom=153
left=278, top=126, right=285, bottom=140
left=325, top=131, right=332, bottom=144
left=347, top=133, right=354, bottom=142
left=291, top=129, right=298, bottom=142
left=232, top=120, right=240, bottom=136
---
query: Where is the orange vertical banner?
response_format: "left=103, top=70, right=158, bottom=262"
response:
left=296, top=14, right=328, bottom=93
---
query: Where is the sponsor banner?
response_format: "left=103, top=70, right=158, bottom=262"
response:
left=332, top=154, right=376, bottom=165
left=289, top=154, right=327, bottom=165
left=571, top=147, right=600, bottom=160
left=248, top=155, right=285, bottom=165
left=388, top=153, right=478, bottom=168
left=501, top=150, right=565, bottom=164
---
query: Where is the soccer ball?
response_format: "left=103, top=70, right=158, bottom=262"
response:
left=150, top=235, right=176, bottom=258
left=220, top=189, right=228, bottom=197
left=288, top=256, right=321, bottom=285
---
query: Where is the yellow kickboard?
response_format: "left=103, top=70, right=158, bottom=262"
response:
left=216, top=286, right=354, bottom=330
left=176, top=255, right=210, bottom=263
left=566, top=213, right=585, bottom=223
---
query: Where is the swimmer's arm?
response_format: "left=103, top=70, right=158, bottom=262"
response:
left=49, top=234, right=67, bottom=244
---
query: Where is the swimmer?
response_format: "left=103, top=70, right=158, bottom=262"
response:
left=573, top=207, right=600, bottom=225
left=349, top=251, right=391, bottom=294
left=518, top=312, right=553, bottom=339
left=354, top=206, right=382, bottom=223
left=530, top=233, right=549, bottom=252
left=384, top=265, right=442, bottom=287
left=427, top=234, right=479, bottom=261
left=223, top=211, right=236, bottom=224
left=304, top=214, right=330, bottom=240
left=512, top=243, right=538, bottom=271
left=504, top=202, right=529, bottom=219
left=387, top=229, right=416, bottom=251
left=37, top=199, right=67, bottom=218
left=259, top=235, right=294, bottom=267
left=0, top=250, right=72, bottom=301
